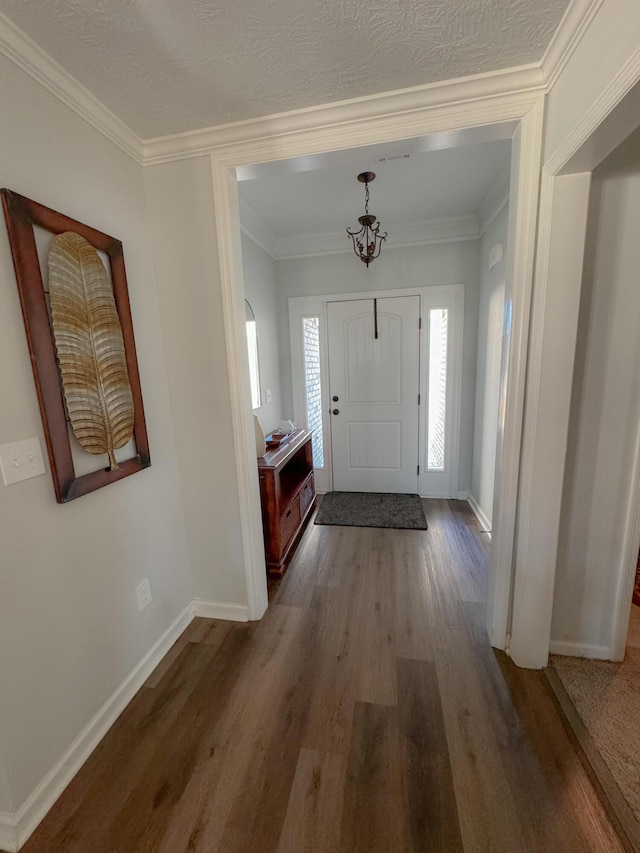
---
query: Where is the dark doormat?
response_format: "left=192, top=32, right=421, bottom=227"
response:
left=315, top=491, right=427, bottom=530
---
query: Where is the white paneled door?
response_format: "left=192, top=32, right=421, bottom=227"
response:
left=328, top=296, right=420, bottom=493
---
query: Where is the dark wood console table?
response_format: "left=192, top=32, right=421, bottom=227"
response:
left=257, top=429, right=316, bottom=578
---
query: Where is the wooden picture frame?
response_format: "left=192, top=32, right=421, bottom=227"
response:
left=1, top=188, right=151, bottom=502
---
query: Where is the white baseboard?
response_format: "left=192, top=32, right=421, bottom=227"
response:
left=192, top=599, right=250, bottom=622
left=457, top=490, right=470, bottom=500
left=6, top=603, right=195, bottom=852
left=0, top=812, right=18, bottom=853
left=467, top=493, right=492, bottom=538
left=549, top=640, right=618, bottom=661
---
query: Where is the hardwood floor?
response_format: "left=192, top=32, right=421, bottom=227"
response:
left=19, top=500, right=624, bottom=852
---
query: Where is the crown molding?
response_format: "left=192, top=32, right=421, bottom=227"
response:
left=545, top=43, right=640, bottom=175
left=540, top=0, right=604, bottom=91
left=0, top=2, right=601, bottom=169
left=273, top=214, right=479, bottom=260
left=143, top=65, right=545, bottom=166
left=0, top=10, right=144, bottom=164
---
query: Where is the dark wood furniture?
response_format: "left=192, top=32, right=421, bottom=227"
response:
left=258, top=429, right=316, bottom=578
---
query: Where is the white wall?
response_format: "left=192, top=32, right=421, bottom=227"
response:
left=276, top=240, right=480, bottom=494
left=471, top=205, right=508, bottom=529
left=507, top=0, right=640, bottom=667
left=551, top=127, right=640, bottom=650
left=144, top=158, right=249, bottom=607
left=0, top=56, right=192, bottom=813
left=241, top=233, right=283, bottom=435
left=544, top=0, right=640, bottom=163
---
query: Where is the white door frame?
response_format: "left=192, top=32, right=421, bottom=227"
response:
left=209, top=89, right=544, bottom=649
left=509, top=59, right=640, bottom=667
left=289, top=285, right=464, bottom=498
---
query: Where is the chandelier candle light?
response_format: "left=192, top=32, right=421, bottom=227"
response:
left=346, top=171, right=387, bottom=267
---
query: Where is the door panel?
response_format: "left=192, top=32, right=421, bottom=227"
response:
left=328, top=296, right=420, bottom=493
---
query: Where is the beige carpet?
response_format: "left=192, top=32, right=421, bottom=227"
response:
left=551, top=637, right=640, bottom=823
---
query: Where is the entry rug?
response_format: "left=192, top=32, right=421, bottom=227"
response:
left=315, top=491, right=427, bottom=530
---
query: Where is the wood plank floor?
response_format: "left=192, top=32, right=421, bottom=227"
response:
left=18, top=500, right=624, bottom=852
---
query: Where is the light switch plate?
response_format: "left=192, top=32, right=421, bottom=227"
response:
left=0, top=437, right=46, bottom=486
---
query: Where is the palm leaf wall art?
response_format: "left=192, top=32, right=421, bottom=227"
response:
left=48, top=232, right=135, bottom=470
left=1, top=189, right=151, bottom=502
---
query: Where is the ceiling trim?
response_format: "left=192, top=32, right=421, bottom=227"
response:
left=240, top=206, right=482, bottom=260
left=143, top=65, right=545, bottom=165
left=0, top=10, right=144, bottom=164
left=0, top=0, right=600, bottom=168
left=273, top=214, right=480, bottom=260
left=540, top=0, right=604, bottom=90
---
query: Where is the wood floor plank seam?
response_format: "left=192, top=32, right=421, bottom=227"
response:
left=19, top=500, right=626, bottom=853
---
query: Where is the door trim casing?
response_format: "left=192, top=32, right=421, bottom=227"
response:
left=289, top=285, right=464, bottom=498
left=210, top=91, right=544, bottom=650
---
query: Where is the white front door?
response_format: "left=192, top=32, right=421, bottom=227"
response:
left=327, top=295, right=420, bottom=493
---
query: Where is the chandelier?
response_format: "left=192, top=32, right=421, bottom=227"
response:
left=346, top=171, right=387, bottom=267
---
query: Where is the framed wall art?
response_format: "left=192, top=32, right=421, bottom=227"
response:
left=1, top=189, right=151, bottom=503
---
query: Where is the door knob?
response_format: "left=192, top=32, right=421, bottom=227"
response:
left=332, top=409, right=340, bottom=415
left=332, top=395, right=339, bottom=402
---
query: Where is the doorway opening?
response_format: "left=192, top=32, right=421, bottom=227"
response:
left=211, top=99, right=544, bottom=658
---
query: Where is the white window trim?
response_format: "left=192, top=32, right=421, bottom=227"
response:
left=289, top=284, right=464, bottom=498
left=289, top=298, right=333, bottom=493
left=419, top=286, right=464, bottom=498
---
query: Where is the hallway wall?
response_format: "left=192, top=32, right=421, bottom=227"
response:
left=551, top=126, right=640, bottom=653
left=0, top=55, right=192, bottom=815
left=241, top=233, right=283, bottom=435
left=144, top=157, right=249, bottom=609
left=470, top=203, right=508, bottom=530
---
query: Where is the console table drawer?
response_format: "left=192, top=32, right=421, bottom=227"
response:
left=299, top=474, right=315, bottom=517
left=280, top=496, right=301, bottom=551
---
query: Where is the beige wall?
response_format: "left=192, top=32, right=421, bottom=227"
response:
left=143, top=158, right=248, bottom=606
left=544, top=0, right=640, bottom=163
left=516, top=0, right=640, bottom=660
left=0, top=56, right=192, bottom=811
left=471, top=204, right=508, bottom=528
left=241, top=233, right=283, bottom=435
left=552, top=127, right=640, bottom=649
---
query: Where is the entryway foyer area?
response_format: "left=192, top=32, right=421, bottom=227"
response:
left=240, top=133, right=510, bottom=526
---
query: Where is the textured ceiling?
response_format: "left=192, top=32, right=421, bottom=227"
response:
left=0, top=0, right=570, bottom=140
left=239, top=137, right=512, bottom=239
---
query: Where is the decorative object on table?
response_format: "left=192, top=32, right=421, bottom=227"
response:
left=265, top=430, right=290, bottom=448
left=346, top=171, right=387, bottom=267
left=253, top=413, right=266, bottom=458
left=1, top=188, right=151, bottom=503
left=315, top=491, right=427, bottom=530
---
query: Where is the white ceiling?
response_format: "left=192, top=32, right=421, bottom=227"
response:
left=0, top=0, right=570, bottom=140
left=238, top=132, right=512, bottom=247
